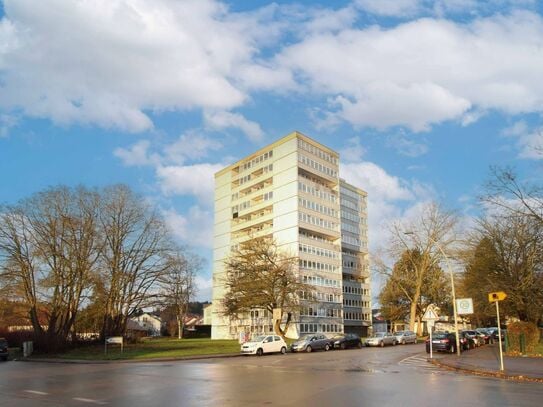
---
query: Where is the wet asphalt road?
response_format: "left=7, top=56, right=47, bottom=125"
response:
left=1, top=343, right=542, bottom=406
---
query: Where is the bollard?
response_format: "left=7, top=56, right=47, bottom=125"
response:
left=519, top=333, right=526, bottom=355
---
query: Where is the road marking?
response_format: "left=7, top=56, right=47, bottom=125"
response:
left=24, top=390, right=49, bottom=395
left=73, top=397, right=108, bottom=405
left=399, top=354, right=440, bottom=370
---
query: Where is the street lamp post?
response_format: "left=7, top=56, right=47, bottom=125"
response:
left=404, top=232, right=461, bottom=356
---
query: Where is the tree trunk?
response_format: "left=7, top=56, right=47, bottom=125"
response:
left=177, top=315, right=182, bottom=339
left=273, top=312, right=292, bottom=338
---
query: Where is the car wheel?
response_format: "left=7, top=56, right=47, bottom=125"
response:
left=414, top=338, right=417, bottom=344
left=306, top=345, right=312, bottom=353
left=0, top=356, right=7, bottom=361
left=357, top=342, right=362, bottom=349
left=340, top=342, right=346, bottom=350
left=280, top=346, right=287, bottom=354
left=393, top=340, right=397, bottom=346
left=401, top=340, right=405, bottom=345
left=449, top=345, right=456, bottom=354
left=256, top=348, right=264, bottom=356
left=380, top=341, right=384, bottom=347
left=325, top=344, right=331, bottom=351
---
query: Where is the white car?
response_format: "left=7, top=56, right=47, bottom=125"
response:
left=241, top=335, right=288, bottom=356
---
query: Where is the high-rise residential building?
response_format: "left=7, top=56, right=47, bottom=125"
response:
left=211, top=131, right=370, bottom=340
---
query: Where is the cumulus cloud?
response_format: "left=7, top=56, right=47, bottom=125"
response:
left=163, top=206, right=215, bottom=249
left=114, top=140, right=160, bottom=167
left=339, top=136, right=366, bottom=162
left=387, top=132, right=429, bottom=157
left=355, top=0, right=420, bottom=17
left=0, top=0, right=265, bottom=132
left=276, top=11, right=543, bottom=132
left=163, top=132, right=223, bottom=164
left=341, top=160, right=435, bottom=251
left=156, top=162, right=223, bottom=203
left=203, top=110, right=264, bottom=142
left=503, top=121, right=543, bottom=160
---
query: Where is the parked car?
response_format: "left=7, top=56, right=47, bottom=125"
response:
left=462, top=330, right=485, bottom=347
left=488, top=328, right=507, bottom=342
left=426, top=332, right=459, bottom=353
left=0, top=338, right=8, bottom=361
left=475, top=328, right=494, bottom=344
left=331, top=333, right=362, bottom=349
left=291, top=334, right=333, bottom=352
left=365, top=332, right=397, bottom=347
left=241, top=335, right=288, bottom=356
left=394, top=330, right=417, bottom=345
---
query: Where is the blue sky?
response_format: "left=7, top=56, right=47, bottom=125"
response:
left=1, top=0, right=542, bottom=300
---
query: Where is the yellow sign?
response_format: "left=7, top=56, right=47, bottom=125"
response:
left=488, top=291, right=507, bottom=302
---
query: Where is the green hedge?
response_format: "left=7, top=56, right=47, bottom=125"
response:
left=506, top=321, right=540, bottom=354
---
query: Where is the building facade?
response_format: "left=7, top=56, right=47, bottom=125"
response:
left=211, top=131, right=370, bottom=339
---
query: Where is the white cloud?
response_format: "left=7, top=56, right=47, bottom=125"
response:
left=387, top=133, right=429, bottom=157
left=342, top=162, right=415, bottom=201
left=502, top=120, right=543, bottom=159
left=163, top=206, right=214, bottom=249
left=0, top=114, right=17, bottom=137
left=355, top=0, right=420, bottom=17
left=0, top=0, right=265, bottom=132
left=341, top=161, right=435, bottom=252
left=114, top=140, right=160, bottom=167
left=203, top=110, right=264, bottom=142
left=339, top=136, right=366, bottom=162
left=163, top=132, right=223, bottom=164
left=156, top=162, right=223, bottom=203
left=276, top=11, right=543, bottom=132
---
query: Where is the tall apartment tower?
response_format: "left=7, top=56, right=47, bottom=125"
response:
left=211, top=131, right=370, bottom=339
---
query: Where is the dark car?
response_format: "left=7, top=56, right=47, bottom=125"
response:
left=332, top=333, right=362, bottom=349
left=462, top=330, right=483, bottom=348
left=291, top=334, right=333, bottom=352
left=0, top=338, right=8, bottom=361
left=475, top=328, right=494, bottom=344
left=488, top=328, right=507, bottom=342
left=426, top=332, right=460, bottom=353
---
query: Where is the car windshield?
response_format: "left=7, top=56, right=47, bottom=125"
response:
left=332, top=335, right=345, bottom=340
left=299, top=335, right=314, bottom=341
left=252, top=336, right=266, bottom=342
left=433, top=333, right=449, bottom=339
left=374, top=333, right=385, bottom=338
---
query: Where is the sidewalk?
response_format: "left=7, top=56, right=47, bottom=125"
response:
left=430, top=344, right=543, bottom=382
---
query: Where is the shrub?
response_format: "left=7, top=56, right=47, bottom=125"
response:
left=0, top=328, right=35, bottom=348
left=506, top=321, right=540, bottom=354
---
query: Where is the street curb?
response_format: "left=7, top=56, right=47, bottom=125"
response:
left=14, top=353, right=244, bottom=364
left=428, top=358, right=543, bottom=383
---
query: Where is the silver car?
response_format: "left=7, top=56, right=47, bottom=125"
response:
left=394, top=330, right=417, bottom=345
left=291, top=334, right=332, bottom=352
left=365, top=332, right=397, bottom=347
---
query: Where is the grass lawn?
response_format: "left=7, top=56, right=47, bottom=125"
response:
left=39, top=337, right=240, bottom=361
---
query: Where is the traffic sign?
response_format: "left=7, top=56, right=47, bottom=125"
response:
left=456, top=298, right=474, bottom=315
left=488, top=291, right=507, bottom=302
left=422, top=305, right=439, bottom=321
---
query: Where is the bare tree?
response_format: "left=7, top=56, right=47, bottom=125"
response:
left=158, top=250, right=201, bottom=339
left=0, top=186, right=100, bottom=350
left=378, top=202, right=457, bottom=334
left=98, top=185, right=173, bottom=338
left=222, top=236, right=309, bottom=338
left=483, top=166, right=543, bottom=225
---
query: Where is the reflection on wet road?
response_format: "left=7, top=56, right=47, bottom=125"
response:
left=1, top=344, right=541, bottom=406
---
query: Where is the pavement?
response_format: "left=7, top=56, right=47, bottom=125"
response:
left=430, top=343, right=543, bottom=382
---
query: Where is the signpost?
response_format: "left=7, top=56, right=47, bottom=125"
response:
left=422, top=305, right=440, bottom=359
left=489, top=291, right=507, bottom=371
left=105, top=336, right=123, bottom=355
left=456, top=298, right=473, bottom=315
